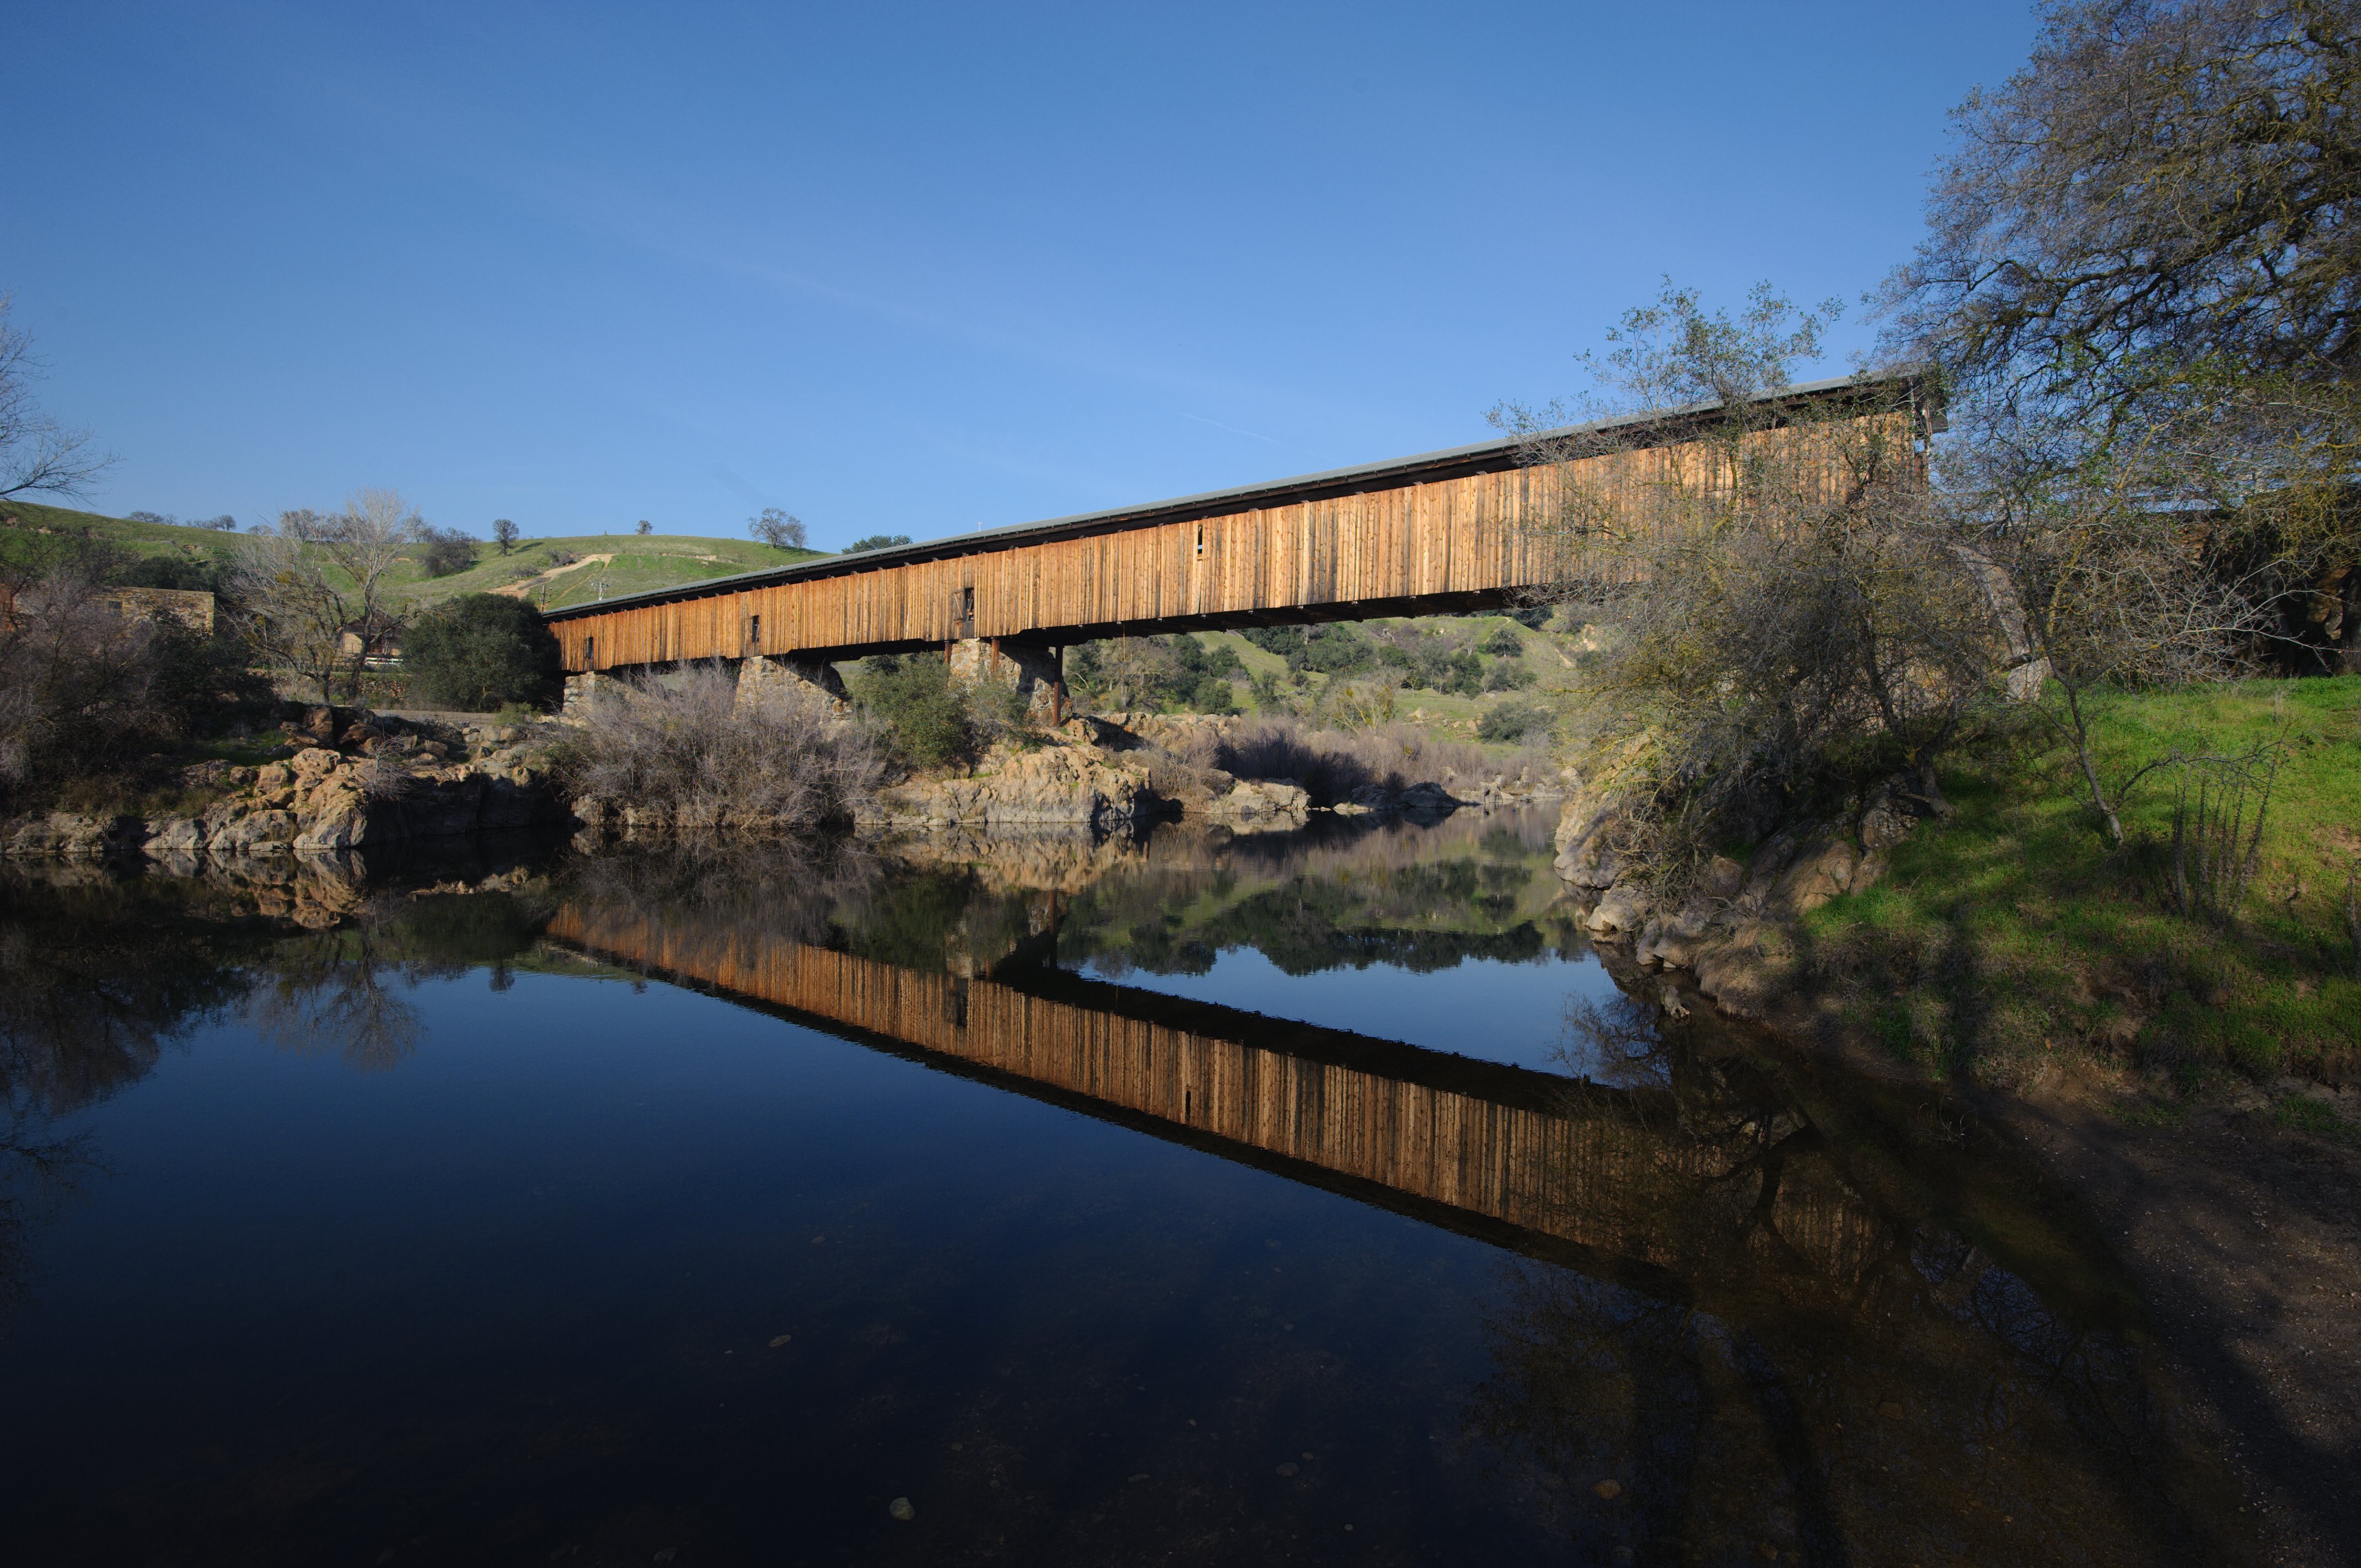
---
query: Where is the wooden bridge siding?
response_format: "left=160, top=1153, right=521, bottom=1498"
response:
left=546, top=909, right=1885, bottom=1276
left=550, top=420, right=1906, bottom=673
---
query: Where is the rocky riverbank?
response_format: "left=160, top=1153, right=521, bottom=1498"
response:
left=847, top=712, right=1562, bottom=837
left=1549, top=767, right=1940, bottom=1019
left=4, top=701, right=1566, bottom=861
left=1, top=707, right=569, bottom=861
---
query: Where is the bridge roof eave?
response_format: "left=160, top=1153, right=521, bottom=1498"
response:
left=540, top=369, right=1924, bottom=625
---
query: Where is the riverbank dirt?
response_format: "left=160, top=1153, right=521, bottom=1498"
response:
left=1982, top=1078, right=2361, bottom=1567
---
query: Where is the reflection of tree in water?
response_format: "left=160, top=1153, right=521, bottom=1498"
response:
left=246, top=879, right=562, bottom=1071
left=246, top=928, right=426, bottom=1073
left=0, top=861, right=564, bottom=1309
left=0, top=871, right=270, bottom=1319
left=1471, top=1004, right=2231, bottom=1566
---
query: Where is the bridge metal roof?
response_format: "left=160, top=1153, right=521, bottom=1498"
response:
left=540, top=369, right=1924, bottom=623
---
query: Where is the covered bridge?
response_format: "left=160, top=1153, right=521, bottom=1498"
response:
left=543, top=372, right=1927, bottom=715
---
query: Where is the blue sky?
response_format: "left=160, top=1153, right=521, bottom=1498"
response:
left=2, top=3, right=2038, bottom=549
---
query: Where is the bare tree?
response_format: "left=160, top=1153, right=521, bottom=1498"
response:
left=0, top=296, right=111, bottom=501
left=0, top=567, right=162, bottom=802
left=491, top=518, right=519, bottom=555
left=1943, top=397, right=2279, bottom=841
left=1890, top=0, right=2361, bottom=425
left=748, top=508, right=808, bottom=550
left=231, top=489, right=419, bottom=705
left=1887, top=0, right=2361, bottom=673
left=1500, top=283, right=1998, bottom=878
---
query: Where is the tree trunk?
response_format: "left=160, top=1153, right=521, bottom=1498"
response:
left=2063, top=683, right=2124, bottom=844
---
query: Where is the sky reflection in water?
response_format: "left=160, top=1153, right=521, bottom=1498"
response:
left=0, top=814, right=2243, bottom=1566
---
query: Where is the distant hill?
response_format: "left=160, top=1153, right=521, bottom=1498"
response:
left=0, top=501, right=828, bottom=606
left=0, top=499, right=244, bottom=572
left=406, top=532, right=825, bottom=610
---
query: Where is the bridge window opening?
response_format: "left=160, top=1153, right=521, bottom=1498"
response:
left=1195, top=523, right=1204, bottom=558
left=747, top=614, right=760, bottom=652
left=583, top=635, right=595, bottom=667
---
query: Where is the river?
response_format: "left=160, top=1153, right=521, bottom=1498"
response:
left=0, top=809, right=2248, bottom=1565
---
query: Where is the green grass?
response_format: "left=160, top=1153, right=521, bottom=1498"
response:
left=1190, top=613, right=1575, bottom=739
left=0, top=498, right=243, bottom=571
left=400, top=533, right=825, bottom=611
left=1803, top=675, right=2361, bottom=1084
left=0, top=500, right=830, bottom=610
left=2272, top=1093, right=2357, bottom=1142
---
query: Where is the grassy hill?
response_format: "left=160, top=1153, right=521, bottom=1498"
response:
left=0, top=500, right=827, bottom=606
left=0, top=498, right=245, bottom=572
left=395, top=532, right=823, bottom=610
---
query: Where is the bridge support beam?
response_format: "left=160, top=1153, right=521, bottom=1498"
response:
left=737, top=654, right=850, bottom=711
left=948, top=638, right=1065, bottom=725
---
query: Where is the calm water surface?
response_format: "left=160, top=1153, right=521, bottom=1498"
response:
left=0, top=810, right=2245, bottom=1565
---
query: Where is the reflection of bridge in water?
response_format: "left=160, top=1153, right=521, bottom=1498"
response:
left=546, top=904, right=1885, bottom=1288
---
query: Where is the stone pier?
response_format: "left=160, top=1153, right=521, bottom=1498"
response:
left=947, top=638, right=1065, bottom=725
left=736, top=654, right=850, bottom=710
left=560, top=670, right=608, bottom=717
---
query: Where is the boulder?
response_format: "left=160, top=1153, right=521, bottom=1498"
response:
left=1770, top=835, right=1859, bottom=915
left=1635, top=898, right=1719, bottom=968
left=1397, top=780, right=1462, bottom=821
left=1687, top=920, right=1797, bottom=1019
left=206, top=808, right=298, bottom=853
left=1586, top=884, right=1652, bottom=935
left=860, top=740, right=1150, bottom=832
left=1, top=812, right=143, bottom=858
left=144, top=817, right=209, bottom=852
left=1700, top=856, right=1745, bottom=899
left=1204, top=780, right=1310, bottom=830
left=1551, top=795, right=1625, bottom=889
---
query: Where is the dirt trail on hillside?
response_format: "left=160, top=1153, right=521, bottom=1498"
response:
left=490, top=552, right=614, bottom=600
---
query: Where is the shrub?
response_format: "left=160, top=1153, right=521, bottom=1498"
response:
left=416, top=527, right=478, bottom=578
left=1478, top=696, right=1557, bottom=744
left=566, top=664, right=881, bottom=831
left=1371, top=634, right=1483, bottom=695
left=1241, top=623, right=1376, bottom=675
left=848, top=654, right=974, bottom=767
left=1190, top=674, right=1238, bottom=715
left=1066, top=633, right=1243, bottom=712
left=0, top=566, right=271, bottom=809
left=403, top=593, right=562, bottom=711
left=1206, top=715, right=1499, bottom=805
left=1483, top=660, right=1538, bottom=692
left=1478, top=624, right=1525, bottom=657
left=845, top=534, right=913, bottom=552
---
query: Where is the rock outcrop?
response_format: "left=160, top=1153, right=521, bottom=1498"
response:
left=853, top=717, right=1314, bottom=835
left=2, top=714, right=567, bottom=860
left=862, top=737, right=1153, bottom=832
left=1553, top=768, right=1944, bottom=1021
